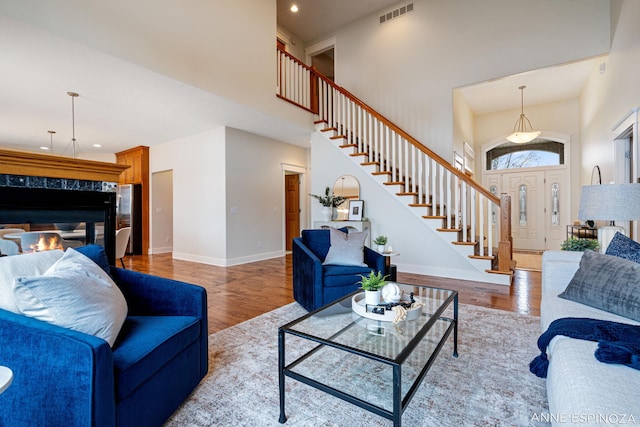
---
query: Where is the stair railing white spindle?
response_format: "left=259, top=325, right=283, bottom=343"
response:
left=461, top=180, right=467, bottom=242
left=467, top=184, right=473, bottom=243
left=276, top=48, right=510, bottom=272
left=477, top=194, right=484, bottom=255
left=454, top=175, right=460, bottom=237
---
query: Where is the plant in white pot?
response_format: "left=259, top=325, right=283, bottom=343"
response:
left=310, top=187, right=347, bottom=221
left=373, top=235, right=388, bottom=253
left=357, top=270, right=389, bottom=306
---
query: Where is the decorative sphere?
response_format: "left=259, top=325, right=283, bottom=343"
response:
left=381, top=283, right=401, bottom=303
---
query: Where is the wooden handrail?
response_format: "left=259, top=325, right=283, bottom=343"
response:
left=277, top=48, right=499, bottom=205
left=278, top=48, right=512, bottom=273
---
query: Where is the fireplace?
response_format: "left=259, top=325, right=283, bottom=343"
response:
left=0, top=148, right=128, bottom=265
left=0, top=187, right=117, bottom=264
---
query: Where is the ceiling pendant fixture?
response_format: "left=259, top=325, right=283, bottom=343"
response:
left=67, top=91, right=80, bottom=158
left=40, top=130, right=56, bottom=153
left=506, top=85, right=540, bottom=144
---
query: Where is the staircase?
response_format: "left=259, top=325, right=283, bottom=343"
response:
left=277, top=48, right=514, bottom=284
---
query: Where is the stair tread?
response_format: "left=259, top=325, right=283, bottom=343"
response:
left=397, top=192, right=418, bottom=196
left=339, top=144, right=357, bottom=148
left=384, top=181, right=405, bottom=185
left=485, top=269, right=514, bottom=276
left=423, top=215, right=446, bottom=219
left=436, top=228, right=462, bottom=232
left=314, top=120, right=328, bottom=125
left=361, top=161, right=379, bottom=166
left=409, top=203, right=432, bottom=207
left=320, top=127, right=337, bottom=132
left=330, top=135, right=347, bottom=140
left=350, top=153, right=368, bottom=157
left=452, top=241, right=477, bottom=246
left=372, top=171, right=392, bottom=176
left=470, top=255, right=494, bottom=260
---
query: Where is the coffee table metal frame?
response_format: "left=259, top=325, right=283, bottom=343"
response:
left=278, top=284, right=458, bottom=426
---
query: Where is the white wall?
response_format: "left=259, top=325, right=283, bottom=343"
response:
left=150, top=126, right=308, bottom=266
left=315, top=0, right=609, bottom=159
left=150, top=128, right=227, bottom=264
left=224, top=127, right=307, bottom=265
left=581, top=0, right=640, bottom=185
left=151, top=170, right=173, bottom=254
left=0, top=0, right=311, bottom=130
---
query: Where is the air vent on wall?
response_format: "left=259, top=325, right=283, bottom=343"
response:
left=379, top=3, right=414, bottom=24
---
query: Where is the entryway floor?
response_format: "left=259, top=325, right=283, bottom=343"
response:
left=513, top=250, right=543, bottom=271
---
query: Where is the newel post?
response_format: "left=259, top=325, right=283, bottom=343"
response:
left=497, top=193, right=513, bottom=272
left=310, top=68, right=319, bottom=115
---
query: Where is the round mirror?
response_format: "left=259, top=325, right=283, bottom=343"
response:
left=333, top=175, right=360, bottom=221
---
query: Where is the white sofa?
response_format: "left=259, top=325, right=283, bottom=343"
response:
left=541, top=250, right=640, bottom=425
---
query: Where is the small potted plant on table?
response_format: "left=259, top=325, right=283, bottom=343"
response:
left=357, top=270, right=389, bottom=305
left=373, top=235, right=388, bottom=253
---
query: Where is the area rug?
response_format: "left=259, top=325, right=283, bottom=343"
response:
left=165, top=302, right=550, bottom=426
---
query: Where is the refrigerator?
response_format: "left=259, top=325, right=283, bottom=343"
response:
left=116, top=183, right=143, bottom=255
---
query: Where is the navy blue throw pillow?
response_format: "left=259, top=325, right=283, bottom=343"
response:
left=605, top=232, right=640, bottom=264
left=75, top=244, right=112, bottom=275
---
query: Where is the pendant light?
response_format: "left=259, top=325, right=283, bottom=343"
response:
left=506, top=85, right=540, bottom=144
left=67, top=91, right=80, bottom=158
left=47, top=130, right=56, bottom=152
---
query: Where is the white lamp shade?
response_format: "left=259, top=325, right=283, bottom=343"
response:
left=578, top=184, right=640, bottom=222
left=506, top=131, right=540, bottom=144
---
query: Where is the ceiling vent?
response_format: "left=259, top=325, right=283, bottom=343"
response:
left=379, top=3, right=414, bottom=24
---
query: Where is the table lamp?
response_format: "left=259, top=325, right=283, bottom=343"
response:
left=578, top=184, right=640, bottom=252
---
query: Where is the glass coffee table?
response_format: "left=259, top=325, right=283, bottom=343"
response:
left=278, top=283, right=458, bottom=426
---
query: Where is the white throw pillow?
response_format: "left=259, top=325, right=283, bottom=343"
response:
left=0, top=250, right=63, bottom=313
left=322, top=227, right=368, bottom=267
left=12, top=248, right=128, bottom=347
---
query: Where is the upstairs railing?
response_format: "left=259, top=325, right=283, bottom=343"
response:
left=277, top=48, right=512, bottom=273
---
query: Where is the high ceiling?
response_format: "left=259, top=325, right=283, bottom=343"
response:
left=0, top=2, right=603, bottom=158
left=276, top=0, right=401, bottom=44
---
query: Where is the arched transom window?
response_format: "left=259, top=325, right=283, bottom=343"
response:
left=486, top=140, right=564, bottom=170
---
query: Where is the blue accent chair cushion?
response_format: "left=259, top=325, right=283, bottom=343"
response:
left=0, top=245, right=208, bottom=426
left=293, top=228, right=386, bottom=311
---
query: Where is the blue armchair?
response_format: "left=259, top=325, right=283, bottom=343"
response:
left=292, top=228, right=386, bottom=311
left=0, top=246, right=208, bottom=426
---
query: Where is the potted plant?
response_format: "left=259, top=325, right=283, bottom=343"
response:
left=373, top=235, right=388, bottom=253
left=561, top=238, right=599, bottom=252
left=357, top=270, right=389, bottom=305
left=310, top=186, right=347, bottom=221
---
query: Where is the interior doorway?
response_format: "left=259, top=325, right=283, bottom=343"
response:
left=285, top=173, right=300, bottom=251
left=311, top=48, right=334, bottom=81
left=306, top=37, right=336, bottom=82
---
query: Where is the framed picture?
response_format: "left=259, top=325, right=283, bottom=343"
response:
left=348, top=200, right=364, bottom=221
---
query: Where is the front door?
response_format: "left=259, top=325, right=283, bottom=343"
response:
left=485, top=168, right=568, bottom=251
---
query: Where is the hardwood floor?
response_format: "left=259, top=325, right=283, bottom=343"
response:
left=126, top=253, right=541, bottom=334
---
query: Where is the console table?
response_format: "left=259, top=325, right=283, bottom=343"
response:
left=566, top=225, right=597, bottom=240
left=313, top=220, right=371, bottom=246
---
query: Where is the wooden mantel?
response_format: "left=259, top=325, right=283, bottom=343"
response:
left=0, top=148, right=129, bottom=183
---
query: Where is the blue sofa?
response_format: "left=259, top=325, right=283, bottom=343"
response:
left=293, top=228, right=386, bottom=311
left=0, top=246, right=208, bottom=426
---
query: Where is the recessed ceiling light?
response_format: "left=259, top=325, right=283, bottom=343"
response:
left=290, top=4, right=298, bottom=13
left=92, top=144, right=102, bottom=148
left=40, top=146, right=49, bottom=150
